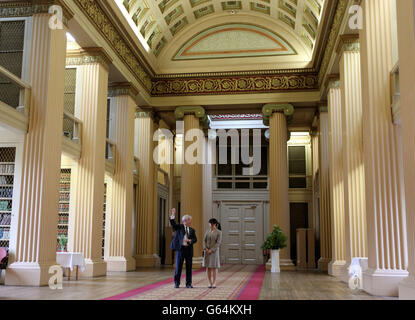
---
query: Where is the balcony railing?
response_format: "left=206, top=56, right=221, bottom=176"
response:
left=105, top=139, right=116, bottom=174
left=0, top=65, right=31, bottom=132
left=62, top=111, right=82, bottom=159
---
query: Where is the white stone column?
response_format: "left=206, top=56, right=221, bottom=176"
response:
left=337, top=35, right=368, bottom=282
left=397, top=0, right=415, bottom=300
left=263, top=104, right=295, bottom=270
left=360, top=0, right=408, bottom=297
left=318, top=107, right=332, bottom=272
left=5, top=11, right=68, bottom=286
left=105, top=84, right=137, bottom=272
left=66, top=48, right=111, bottom=277
left=326, top=77, right=347, bottom=278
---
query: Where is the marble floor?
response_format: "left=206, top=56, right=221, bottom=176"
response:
left=0, top=266, right=393, bottom=300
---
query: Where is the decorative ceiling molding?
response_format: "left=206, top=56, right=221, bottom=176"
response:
left=173, top=23, right=296, bottom=60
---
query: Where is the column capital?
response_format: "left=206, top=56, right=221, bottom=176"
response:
left=66, top=47, right=112, bottom=71
left=336, top=34, right=360, bottom=55
left=325, top=74, right=341, bottom=90
left=175, top=106, right=210, bottom=129
left=108, top=82, right=138, bottom=99
left=135, top=108, right=160, bottom=123
left=262, top=104, right=294, bottom=126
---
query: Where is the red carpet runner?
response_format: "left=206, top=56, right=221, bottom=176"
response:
left=103, top=264, right=266, bottom=300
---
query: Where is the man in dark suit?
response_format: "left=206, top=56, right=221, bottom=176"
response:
left=169, top=208, right=197, bottom=288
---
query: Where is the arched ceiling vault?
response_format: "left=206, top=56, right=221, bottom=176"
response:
left=116, top=0, right=327, bottom=73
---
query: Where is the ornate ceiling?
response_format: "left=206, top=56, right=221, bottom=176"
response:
left=117, top=0, right=327, bottom=72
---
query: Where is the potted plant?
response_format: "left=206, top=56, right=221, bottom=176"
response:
left=58, top=235, right=68, bottom=252
left=262, top=225, right=287, bottom=273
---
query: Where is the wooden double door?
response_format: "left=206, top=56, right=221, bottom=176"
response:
left=220, top=202, right=264, bottom=265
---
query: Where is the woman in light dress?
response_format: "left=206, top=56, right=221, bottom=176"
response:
left=203, top=218, right=222, bottom=289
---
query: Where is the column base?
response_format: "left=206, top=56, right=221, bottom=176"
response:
left=363, top=268, right=409, bottom=297
left=328, top=260, right=346, bottom=278
left=266, top=259, right=295, bottom=271
left=135, top=254, right=160, bottom=267
left=278, top=258, right=296, bottom=271
left=399, top=275, right=415, bottom=300
left=80, top=258, right=107, bottom=278
left=5, top=262, right=57, bottom=286
left=318, top=258, right=331, bottom=272
left=105, top=256, right=136, bottom=272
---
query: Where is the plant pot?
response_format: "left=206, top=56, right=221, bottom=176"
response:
left=271, top=249, right=280, bottom=273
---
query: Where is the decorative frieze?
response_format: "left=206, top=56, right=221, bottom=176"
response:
left=152, top=74, right=318, bottom=96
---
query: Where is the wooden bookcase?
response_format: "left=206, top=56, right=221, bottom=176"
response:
left=102, top=183, right=107, bottom=258
left=57, top=169, right=71, bottom=252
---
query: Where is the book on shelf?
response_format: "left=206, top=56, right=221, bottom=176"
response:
left=0, top=213, right=11, bottom=225
left=0, top=200, right=10, bottom=211
left=0, top=164, right=14, bottom=174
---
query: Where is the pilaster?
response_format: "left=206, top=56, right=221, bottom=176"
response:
left=66, top=47, right=111, bottom=277
left=360, top=0, right=408, bottom=297
left=338, top=35, right=368, bottom=283
left=396, top=0, right=415, bottom=300
left=5, top=13, right=67, bottom=286
left=326, top=77, right=346, bottom=278
left=135, top=110, right=160, bottom=267
left=318, top=107, right=331, bottom=272
left=105, top=83, right=137, bottom=272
